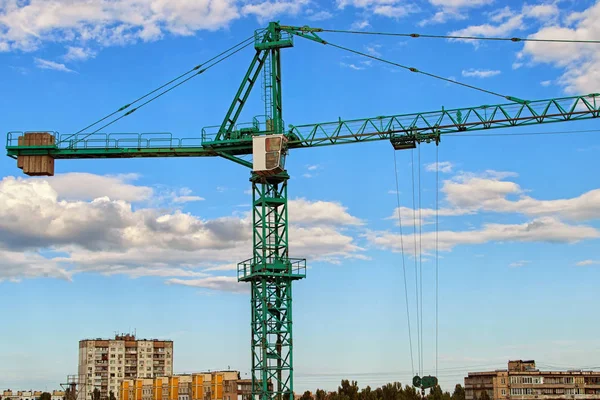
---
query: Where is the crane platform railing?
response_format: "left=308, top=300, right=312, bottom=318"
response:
left=6, top=131, right=205, bottom=151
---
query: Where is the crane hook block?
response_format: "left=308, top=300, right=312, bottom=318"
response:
left=16, top=132, right=56, bottom=176
left=252, top=134, right=288, bottom=177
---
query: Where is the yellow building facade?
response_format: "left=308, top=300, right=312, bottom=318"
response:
left=119, top=371, right=239, bottom=400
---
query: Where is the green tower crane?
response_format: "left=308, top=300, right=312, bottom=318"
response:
left=5, top=22, right=600, bottom=400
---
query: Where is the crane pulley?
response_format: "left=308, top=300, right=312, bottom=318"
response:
left=5, top=21, right=600, bottom=400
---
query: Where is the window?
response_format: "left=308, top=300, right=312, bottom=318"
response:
left=501, top=390, right=506, bottom=396
left=501, top=379, right=505, bottom=384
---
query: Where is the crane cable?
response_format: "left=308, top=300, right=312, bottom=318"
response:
left=417, top=145, right=424, bottom=379
left=322, top=41, right=516, bottom=102
left=410, top=149, right=422, bottom=377
left=435, top=144, right=439, bottom=380
left=60, top=33, right=259, bottom=146
left=393, top=149, right=415, bottom=378
left=319, top=29, right=600, bottom=44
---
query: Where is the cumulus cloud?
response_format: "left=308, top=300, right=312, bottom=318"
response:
left=378, top=169, right=600, bottom=253
left=419, top=0, right=491, bottom=26
left=367, top=217, right=599, bottom=256
left=336, top=0, right=419, bottom=19
left=0, top=0, right=314, bottom=56
left=518, top=1, right=600, bottom=93
left=426, top=161, right=454, bottom=173
left=289, top=198, right=363, bottom=226
left=39, top=172, right=152, bottom=201
left=241, top=0, right=309, bottom=22
left=509, top=260, right=530, bottom=268
left=34, top=58, right=75, bottom=73
left=64, top=46, right=97, bottom=61
left=167, top=276, right=248, bottom=294
left=576, top=260, right=600, bottom=266
left=462, top=69, right=501, bottom=78
left=387, top=170, right=600, bottom=225
left=0, top=174, right=365, bottom=287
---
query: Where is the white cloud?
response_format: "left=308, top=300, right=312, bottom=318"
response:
left=429, top=0, right=492, bottom=7
left=166, top=276, right=248, bottom=294
left=0, top=0, right=241, bottom=52
left=340, top=62, right=365, bottom=70
left=0, top=250, right=72, bottom=283
left=351, top=20, right=371, bottom=30
left=0, top=0, right=314, bottom=56
left=289, top=198, right=363, bottom=226
left=518, top=1, right=600, bottom=93
left=419, top=10, right=465, bottom=26
left=39, top=172, right=152, bottom=201
left=365, top=44, right=382, bottom=57
left=576, top=260, right=600, bottom=266
left=449, top=13, right=525, bottom=40
left=305, top=10, right=334, bottom=21
left=367, top=217, right=599, bottom=256
left=336, top=0, right=419, bottom=19
left=426, top=161, right=454, bottom=173
left=462, top=68, right=501, bottom=78
left=420, top=0, right=491, bottom=26
left=509, top=260, right=530, bottom=268
left=522, top=3, right=559, bottom=21
left=64, top=46, right=96, bottom=61
left=241, top=0, right=309, bottom=22
left=373, top=4, right=418, bottom=18
left=0, top=175, right=365, bottom=285
left=540, top=80, right=552, bottom=87
left=386, top=169, right=600, bottom=226
left=307, top=165, right=320, bottom=171
left=34, top=58, right=75, bottom=73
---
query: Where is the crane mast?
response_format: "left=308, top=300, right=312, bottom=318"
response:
left=5, top=21, right=600, bottom=400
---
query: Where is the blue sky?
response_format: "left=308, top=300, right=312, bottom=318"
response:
left=1, top=0, right=600, bottom=394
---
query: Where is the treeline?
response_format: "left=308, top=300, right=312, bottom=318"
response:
left=298, top=380, right=468, bottom=400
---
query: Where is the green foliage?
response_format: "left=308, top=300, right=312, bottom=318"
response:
left=451, top=385, right=465, bottom=400
left=306, top=380, right=462, bottom=400
left=92, top=389, right=101, bottom=400
left=109, top=392, right=116, bottom=400
left=39, top=393, right=52, bottom=400
left=315, top=390, right=327, bottom=400
left=300, top=391, right=314, bottom=400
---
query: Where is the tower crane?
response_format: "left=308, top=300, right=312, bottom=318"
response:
left=6, top=22, right=600, bottom=400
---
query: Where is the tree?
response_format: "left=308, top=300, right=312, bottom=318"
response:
left=300, top=392, right=314, bottom=400
left=315, top=390, right=327, bottom=400
left=451, top=385, right=465, bottom=400
left=338, top=380, right=360, bottom=400
left=109, top=391, right=117, bottom=400
left=65, top=388, right=77, bottom=400
left=39, top=393, right=51, bottom=400
left=92, top=389, right=101, bottom=400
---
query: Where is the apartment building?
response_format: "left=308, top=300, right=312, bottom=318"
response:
left=51, top=391, right=66, bottom=400
left=465, top=360, right=600, bottom=400
left=78, top=334, right=173, bottom=400
left=1, top=391, right=43, bottom=400
left=118, top=371, right=272, bottom=400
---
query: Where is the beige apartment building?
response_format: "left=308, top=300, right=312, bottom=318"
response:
left=78, top=334, right=173, bottom=400
left=465, top=360, right=600, bottom=400
left=2, top=391, right=43, bottom=400
left=118, top=371, right=272, bottom=400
